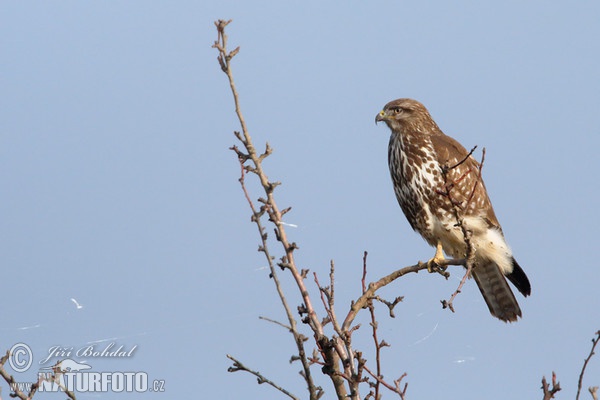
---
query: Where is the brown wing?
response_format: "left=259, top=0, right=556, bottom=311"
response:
left=430, top=133, right=523, bottom=322
left=430, top=133, right=500, bottom=228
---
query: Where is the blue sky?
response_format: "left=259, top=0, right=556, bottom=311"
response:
left=2, top=1, right=599, bottom=399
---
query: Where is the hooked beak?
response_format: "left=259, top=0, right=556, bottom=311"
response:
left=375, top=110, right=386, bottom=124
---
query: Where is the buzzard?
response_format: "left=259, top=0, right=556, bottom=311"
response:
left=375, top=98, right=530, bottom=322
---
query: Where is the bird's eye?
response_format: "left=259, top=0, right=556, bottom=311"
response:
left=393, top=107, right=402, bottom=114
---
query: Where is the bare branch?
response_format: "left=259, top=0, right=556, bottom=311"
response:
left=227, top=354, right=300, bottom=400
left=576, top=330, right=600, bottom=400
left=442, top=145, right=477, bottom=173
left=373, top=295, right=404, bottom=318
left=541, top=372, right=561, bottom=400
left=364, top=253, right=382, bottom=400
left=466, top=147, right=486, bottom=205
left=0, top=350, right=76, bottom=400
left=214, top=20, right=321, bottom=399
left=342, top=258, right=463, bottom=333
left=215, top=19, right=324, bottom=336
left=363, top=364, right=408, bottom=400
left=0, top=350, right=34, bottom=400
left=440, top=247, right=473, bottom=313
left=259, top=315, right=292, bottom=331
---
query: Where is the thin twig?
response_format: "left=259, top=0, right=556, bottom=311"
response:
left=576, top=330, right=600, bottom=400
left=443, top=145, right=477, bottom=172
left=236, top=154, right=316, bottom=379
left=314, top=263, right=344, bottom=336
left=363, top=364, right=408, bottom=400
left=214, top=18, right=323, bottom=336
left=313, top=268, right=356, bottom=398
left=214, top=19, right=327, bottom=400
left=437, top=146, right=485, bottom=312
left=360, top=252, right=408, bottom=400
left=227, top=355, right=300, bottom=400
left=327, top=261, right=342, bottom=333
left=466, top=147, right=485, bottom=206
left=259, top=316, right=292, bottom=331
left=441, top=242, right=473, bottom=313
left=363, top=253, right=381, bottom=400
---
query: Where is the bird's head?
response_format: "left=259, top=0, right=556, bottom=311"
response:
left=375, top=98, right=439, bottom=134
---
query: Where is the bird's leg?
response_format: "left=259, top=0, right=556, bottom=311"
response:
left=427, top=240, right=446, bottom=273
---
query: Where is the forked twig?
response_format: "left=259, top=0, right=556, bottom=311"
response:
left=541, top=372, right=561, bottom=400
left=363, top=364, right=408, bottom=400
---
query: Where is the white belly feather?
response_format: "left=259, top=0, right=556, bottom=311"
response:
left=430, top=214, right=514, bottom=275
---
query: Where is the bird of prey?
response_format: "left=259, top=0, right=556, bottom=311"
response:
left=375, top=98, right=530, bottom=322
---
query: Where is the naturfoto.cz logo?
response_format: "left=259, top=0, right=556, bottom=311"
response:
left=8, top=343, right=165, bottom=394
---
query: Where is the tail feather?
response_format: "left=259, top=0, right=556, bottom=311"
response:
left=506, top=258, right=531, bottom=297
left=472, top=261, right=522, bottom=322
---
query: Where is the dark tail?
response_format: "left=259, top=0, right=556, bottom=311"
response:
left=506, top=258, right=531, bottom=297
left=472, top=261, right=522, bottom=322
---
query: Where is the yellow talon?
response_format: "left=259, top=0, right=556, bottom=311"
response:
left=426, top=241, right=446, bottom=272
